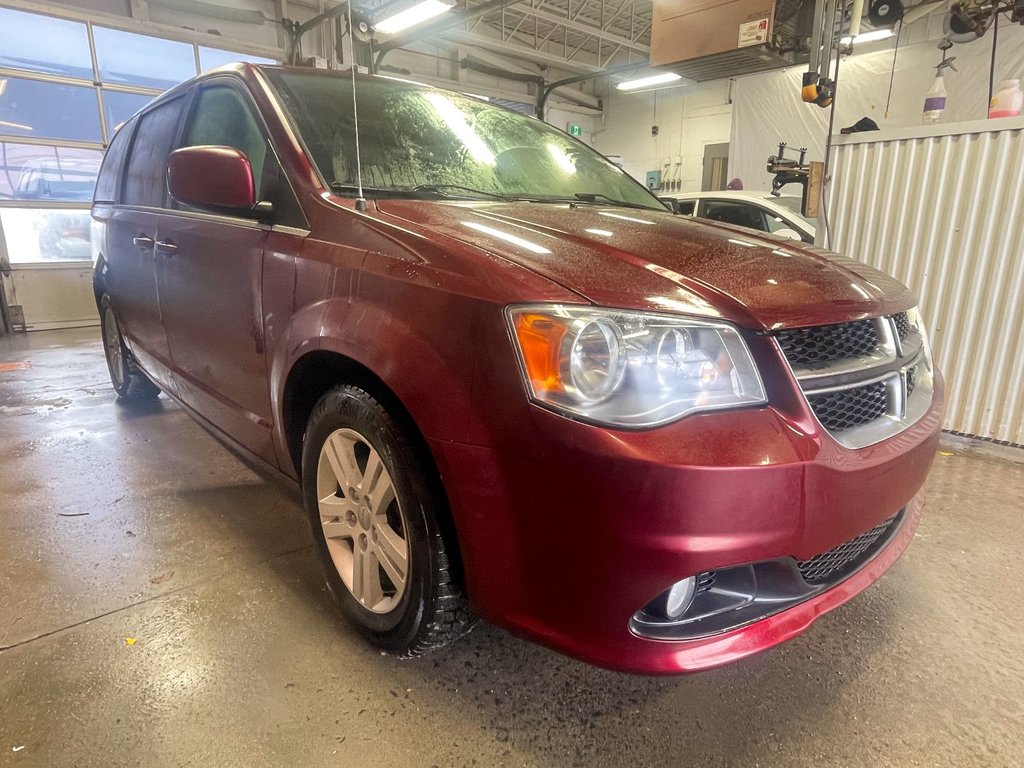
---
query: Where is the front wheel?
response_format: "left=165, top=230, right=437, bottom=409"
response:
left=301, top=385, right=474, bottom=655
left=99, top=294, right=160, bottom=403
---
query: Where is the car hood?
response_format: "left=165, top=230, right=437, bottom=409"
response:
left=373, top=200, right=915, bottom=330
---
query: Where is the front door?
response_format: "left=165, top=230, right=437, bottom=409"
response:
left=155, top=81, right=279, bottom=462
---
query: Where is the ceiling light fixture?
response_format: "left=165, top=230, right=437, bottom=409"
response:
left=840, top=28, right=895, bottom=44
left=375, top=0, right=455, bottom=35
left=616, top=72, right=684, bottom=91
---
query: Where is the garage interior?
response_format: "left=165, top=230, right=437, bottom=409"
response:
left=0, top=0, right=1022, bottom=765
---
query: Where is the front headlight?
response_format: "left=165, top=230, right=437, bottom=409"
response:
left=506, top=305, right=766, bottom=428
left=905, top=306, right=933, bottom=368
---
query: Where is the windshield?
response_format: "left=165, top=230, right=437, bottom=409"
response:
left=265, top=71, right=663, bottom=210
left=767, top=195, right=814, bottom=226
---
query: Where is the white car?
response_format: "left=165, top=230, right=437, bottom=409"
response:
left=660, top=191, right=816, bottom=244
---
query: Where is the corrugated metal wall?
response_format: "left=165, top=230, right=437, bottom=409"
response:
left=828, top=121, right=1024, bottom=445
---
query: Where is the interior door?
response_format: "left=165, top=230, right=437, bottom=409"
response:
left=701, top=143, right=730, bottom=192
left=155, top=81, right=277, bottom=462
left=105, top=98, right=188, bottom=390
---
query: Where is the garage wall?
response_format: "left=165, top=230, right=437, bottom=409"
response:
left=730, top=23, right=1024, bottom=193
left=591, top=79, right=732, bottom=187
left=829, top=118, right=1024, bottom=445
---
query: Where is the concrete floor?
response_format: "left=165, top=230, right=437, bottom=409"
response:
left=1, top=328, right=1022, bottom=768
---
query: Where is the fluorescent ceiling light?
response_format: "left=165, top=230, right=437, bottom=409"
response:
left=375, top=0, right=455, bottom=34
left=616, top=72, right=683, bottom=91
left=840, top=28, right=894, bottom=45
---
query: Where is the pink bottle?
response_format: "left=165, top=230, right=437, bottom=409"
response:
left=989, top=80, right=1023, bottom=119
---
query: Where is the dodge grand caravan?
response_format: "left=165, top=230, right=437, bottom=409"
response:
left=92, top=64, right=943, bottom=674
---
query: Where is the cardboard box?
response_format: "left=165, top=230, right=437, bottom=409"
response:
left=651, top=0, right=775, bottom=67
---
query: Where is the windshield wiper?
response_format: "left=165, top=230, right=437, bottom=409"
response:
left=329, top=182, right=416, bottom=199
left=571, top=192, right=654, bottom=210
left=412, top=184, right=520, bottom=201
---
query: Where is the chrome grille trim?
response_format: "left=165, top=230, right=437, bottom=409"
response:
left=774, top=311, right=934, bottom=449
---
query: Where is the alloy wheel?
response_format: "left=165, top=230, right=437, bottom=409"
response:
left=103, top=307, right=126, bottom=391
left=316, top=428, right=409, bottom=614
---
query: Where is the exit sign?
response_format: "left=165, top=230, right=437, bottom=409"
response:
left=568, top=123, right=582, bottom=137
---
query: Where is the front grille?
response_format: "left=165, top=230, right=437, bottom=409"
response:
left=807, top=381, right=888, bottom=431
left=893, top=312, right=912, bottom=341
left=797, top=514, right=900, bottom=584
left=775, top=319, right=879, bottom=366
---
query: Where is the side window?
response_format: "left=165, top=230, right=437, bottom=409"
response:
left=677, top=200, right=696, bottom=216
left=94, top=116, right=136, bottom=204
left=122, top=97, right=186, bottom=207
left=700, top=200, right=767, bottom=232
left=179, top=85, right=268, bottom=195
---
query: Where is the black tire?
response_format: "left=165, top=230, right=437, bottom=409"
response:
left=301, top=384, right=474, bottom=656
left=99, top=294, right=161, bottom=403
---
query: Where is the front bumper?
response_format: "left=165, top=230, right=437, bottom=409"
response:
left=430, top=374, right=943, bottom=674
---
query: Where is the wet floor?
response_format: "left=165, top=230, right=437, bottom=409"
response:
left=1, top=328, right=1022, bottom=767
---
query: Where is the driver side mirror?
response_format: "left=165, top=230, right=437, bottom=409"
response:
left=168, top=146, right=270, bottom=218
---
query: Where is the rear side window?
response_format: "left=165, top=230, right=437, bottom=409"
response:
left=677, top=200, right=696, bottom=215
left=122, top=96, right=186, bottom=208
left=179, top=85, right=268, bottom=194
left=93, top=116, right=135, bottom=204
left=700, top=200, right=767, bottom=232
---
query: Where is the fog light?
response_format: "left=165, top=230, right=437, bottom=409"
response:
left=664, top=576, right=697, bottom=619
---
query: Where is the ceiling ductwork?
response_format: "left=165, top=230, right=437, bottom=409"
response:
left=650, top=0, right=817, bottom=81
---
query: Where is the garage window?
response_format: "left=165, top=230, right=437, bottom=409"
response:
left=0, top=76, right=103, bottom=143
left=93, top=26, right=198, bottom=91
left=0, top=7, right=92, bottom=80
left=0, top=5, right=280, bottom=264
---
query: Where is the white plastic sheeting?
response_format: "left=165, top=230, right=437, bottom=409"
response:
left=730, top=24, right=1024, bottom=192
left=829, top=119, right=1024, bottom=445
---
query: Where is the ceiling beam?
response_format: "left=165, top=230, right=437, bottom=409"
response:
left=506, top=4, right=650, bottom=53
left=439, top=28, right=605, bottom=72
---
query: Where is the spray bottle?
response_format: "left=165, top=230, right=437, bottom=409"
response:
left=923, top=54, right=957, bottom=125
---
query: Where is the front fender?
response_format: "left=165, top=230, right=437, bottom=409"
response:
left=270, top=293, right=487, bottom=478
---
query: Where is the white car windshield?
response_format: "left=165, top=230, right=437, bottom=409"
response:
left=767, top=195, right=814, bottom=226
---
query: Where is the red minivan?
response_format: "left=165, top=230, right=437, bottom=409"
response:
left=92, top=64, right=943, bottom=674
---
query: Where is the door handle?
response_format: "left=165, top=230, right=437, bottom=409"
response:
left=155, top=240, right=178, bottom=255
left=132, top=235, right=154, bottom=249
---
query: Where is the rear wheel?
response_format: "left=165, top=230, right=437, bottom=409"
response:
left=301, top=384, right=474, bottom=655
left=99, top=294, right=160, bottom=403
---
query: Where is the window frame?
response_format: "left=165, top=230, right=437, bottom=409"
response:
left=176, top=78, right=271, bottom=206
left=169, top=75, right=307, bottom=229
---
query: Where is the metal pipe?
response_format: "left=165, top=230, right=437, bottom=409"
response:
left=848, top=0, right=865, bottom=39
left=535, top=61, right=643, bottom=119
